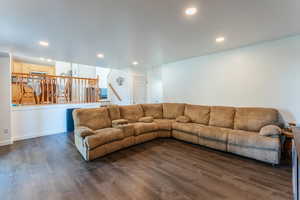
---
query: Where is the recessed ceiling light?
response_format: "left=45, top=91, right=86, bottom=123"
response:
left=185, top=7, right=197, bottom=16
left=97, top=53, right=104, bottom=58
left=132, top=61, right=139, bottom=66
left=216, top=37, right=225, bottom=43
left=39, top=41, right=49, bottom=47
left=47, top=59, right=52, bottom=62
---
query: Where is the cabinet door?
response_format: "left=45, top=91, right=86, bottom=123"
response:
left=15, top=62, right=55, bottom=75
left=13, top=61, right=23, bottom=73
left=28, top=64, right=55, bottom=75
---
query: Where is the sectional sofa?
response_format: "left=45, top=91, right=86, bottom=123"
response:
left=73, top=103, right=283, bottom=164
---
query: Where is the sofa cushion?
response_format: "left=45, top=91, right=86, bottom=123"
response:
left=73, top=108, right=112, bottom=130
left=107, top=105, right=121, bottom=120
left=259, top=125, right=281, bottom=137
left=135, top=132, right=158, bottom=144
left=228, top=130, right=280, bottom=151
left=141, top=104, right=163, bottom=119
left=154, top=119, right=174, bottom=130
left=139, top=116, right=154, bottom=123
left=234, top=107, right=278, bottom=132
left=175, top=116, right=191, bottom=123
left=172, top=122, right=203, bottom=136
left=172, top=130, right=199, bottom=144
left=227, top=129, right=281, bottom=164
left=163, top=103, right=185, bottom=119
left=119, top=105, right=144, bottom=123
left=198, top=126, right=231, bottom=151
left=184, top=104, right=210, bottom=125
left=84, top=128, right=124, bottom=149
left=112, top=119, right=128, bottom=126
left=209, top=106, right=236, bottom=128
left=131, top=122, right=159, bottom=136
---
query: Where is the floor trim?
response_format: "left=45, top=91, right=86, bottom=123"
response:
left=12, top=130, right=64, bottom=142
left=0, top=139, right=13, bottom=146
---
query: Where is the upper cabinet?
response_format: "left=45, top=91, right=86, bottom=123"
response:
left=13, top=61, right=55, bottom=75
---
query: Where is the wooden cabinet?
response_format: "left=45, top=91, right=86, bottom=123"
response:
left=282, top=130, right=294, bottom=163
left=13, top=61, right=55, bottom=75
left=12, top=61, right=56, bottom=105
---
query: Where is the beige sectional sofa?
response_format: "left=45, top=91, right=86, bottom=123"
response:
left=73, top=103, right=283, bottom=164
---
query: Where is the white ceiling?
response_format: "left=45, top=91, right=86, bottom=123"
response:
left=0, top=0, right=300, bottom=68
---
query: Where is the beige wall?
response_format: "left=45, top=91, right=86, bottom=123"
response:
left=161, top=35, right=300, bottom=125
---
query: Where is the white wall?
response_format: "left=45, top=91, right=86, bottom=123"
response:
left=147, top=66, right=163, bottom=103
left=96, top=67, right=110, bottom=88
left=55, top=61, right=72, bottom=76
left=72, top=63, right=96, bottom=78
left=0, top=53, right=12, bottom=146
left=108, top=69, right=133, bottom=105
left=11, top=103, right=108, bottom=141
left=108, top=67, right=147, bottom=105
left=161, top=35, right=300, bottom=125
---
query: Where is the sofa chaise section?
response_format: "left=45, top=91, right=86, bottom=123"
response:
left=73, top=107, right=135, bottom=160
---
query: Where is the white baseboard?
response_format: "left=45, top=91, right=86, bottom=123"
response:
left=12, top=129, right=65, bottom=142
left=0, top=129, right=66, bottom=146
left=0, top=139, right=13, bottom=146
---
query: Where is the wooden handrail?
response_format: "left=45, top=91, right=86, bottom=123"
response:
left=12, top=72, right=97, bottom=81
left=108, top=83, right=122, bottom=101
left=12, top=72, right=100, bottom=105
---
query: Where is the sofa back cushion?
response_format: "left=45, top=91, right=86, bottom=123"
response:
left=234, top=107, right=278, bottom=132
left=184, top=104, right=210, bottom=125
left=119, top=105, right=144, bottom=123
left=209, top=106, right=236, bottom=128
left=141, top=104, right=163, bottom=119
left=163, top=103, right=185, bottom=119
left=107, top=105, right=121, bottom=120
left=73, top=108, right=112, bottom=130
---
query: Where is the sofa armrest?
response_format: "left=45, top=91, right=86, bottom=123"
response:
left=113, top=124, right=135, bottom=137
left=259, top=125, right=281, bottom=137
left=75, top=126, right=96, bottom=137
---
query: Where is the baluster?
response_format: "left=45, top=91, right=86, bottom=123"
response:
left=88, top=80, right=90, bottom=103
left=97, top=75, right=100, bottom=101
left=63, top=78, right=66, bottom=103
left=80, top=78, right=82, bottom=103
left=20, top=75, right=24, bottom=104
left=73, top=78, right=76, bottom=103
left=55, top=78, right=58, bottom=104
left=78, top=78, right=80, bottom=103
left=50, top=77, right=53, bottom=104
left=84, top=79, right=87, bottom=103
left=79, top=78, right=81, bottom=103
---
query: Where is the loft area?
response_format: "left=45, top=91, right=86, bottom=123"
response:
left=10, top=59, right=117, bottom=106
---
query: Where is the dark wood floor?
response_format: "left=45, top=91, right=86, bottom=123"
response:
left=0, top=133, right=292, bottom=200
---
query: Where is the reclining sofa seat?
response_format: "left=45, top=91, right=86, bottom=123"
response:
left=73, top=103, right=282, bottom=164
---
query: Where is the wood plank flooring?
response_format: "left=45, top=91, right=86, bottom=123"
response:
left=0, top=133, right=292, bottom=200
